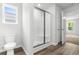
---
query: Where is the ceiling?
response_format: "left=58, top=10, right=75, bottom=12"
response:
left=35, top=3, right=76, bottom=10
left=57, top=3, right=74, bottom=10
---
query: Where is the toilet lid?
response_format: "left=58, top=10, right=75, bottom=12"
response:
left=4, top=42, right=16, bottom=49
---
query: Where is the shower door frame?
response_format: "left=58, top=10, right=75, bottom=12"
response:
left=33, top=7, right=51, bottom=48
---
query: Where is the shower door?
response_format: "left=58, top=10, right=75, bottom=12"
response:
left=33, top=7, right=51, bottom=47
left=33, top=8, right=44, bottom=47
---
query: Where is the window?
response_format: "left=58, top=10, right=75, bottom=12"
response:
left=2, top=4, right=18, bottom=24
left=67, top=20, right=74, bottom=31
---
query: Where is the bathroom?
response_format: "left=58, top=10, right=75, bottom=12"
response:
left=1, top=1, right=79, bottom=59
left=0, top=3, right=64, bottom=55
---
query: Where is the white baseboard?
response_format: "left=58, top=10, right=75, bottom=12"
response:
left=33, top=42, right=51, bottom=53
left=21, top=42, right=58, bottom=55
left=22, top=46, right=27, bottom=55
left=22, top=46, right=34, bottom=55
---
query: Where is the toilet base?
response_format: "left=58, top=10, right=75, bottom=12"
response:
left=7, top=49, right=14, bottom=55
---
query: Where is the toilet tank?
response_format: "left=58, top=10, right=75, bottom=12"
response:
left=5, top=34, right=16, bottom=43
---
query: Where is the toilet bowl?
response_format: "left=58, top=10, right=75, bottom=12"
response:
left=4, top=34, right=16, bottom=55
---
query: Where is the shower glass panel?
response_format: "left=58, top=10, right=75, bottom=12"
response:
left=33, top=8, right=44, bottom=47
left=45, top=12, right=51, bottom=43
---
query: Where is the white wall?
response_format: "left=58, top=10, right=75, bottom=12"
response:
left=0, top=3, right=23, bottom=50
left=22, top=3, right=33, bottom=55
left=64, top=4, right=79, bottom=35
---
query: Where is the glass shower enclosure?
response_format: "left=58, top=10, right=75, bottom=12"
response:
left=33, top=7, right=51, bottom=48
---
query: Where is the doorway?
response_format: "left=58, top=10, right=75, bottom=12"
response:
left=65, top=19, right=79, bottom=45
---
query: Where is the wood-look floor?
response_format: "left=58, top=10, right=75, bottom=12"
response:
left=34, top=36, right=79, bottom=55
left=0, top=47, right=26, bottom=55
left=1, top=36, right=79, bottom=55
left=34, top=42, right=79, bottom=55
left=66, top=36, right=79, bottom=45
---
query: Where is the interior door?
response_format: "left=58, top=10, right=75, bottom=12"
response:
left=56, top=10, right=61, bottom=43
left=61, top=12, right=66, bottom=44
left=33, top=8, right=44, bottom=47
left=62, top=19, right=66, bottom=44
left=45, top=12, right=51, bottom=43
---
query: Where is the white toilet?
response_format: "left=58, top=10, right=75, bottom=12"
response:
left=4, top=34, right=16, bottom=55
